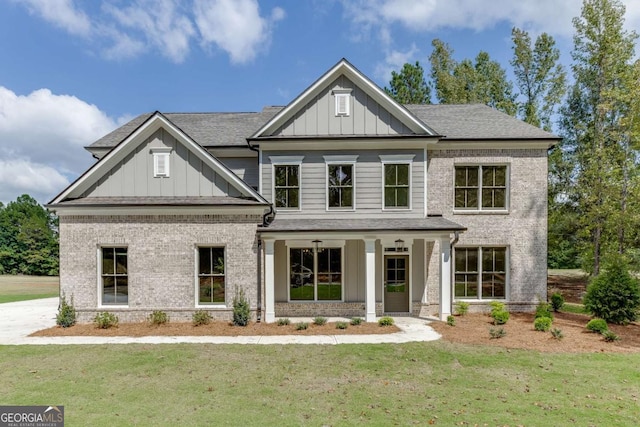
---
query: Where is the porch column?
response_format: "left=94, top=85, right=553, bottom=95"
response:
left=364, top=238, right=377, bottom=323
left=264, top=239, right=275, bottom=323
left=439, top=237, right=452, bottom=321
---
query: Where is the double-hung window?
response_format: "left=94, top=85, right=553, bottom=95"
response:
left=455, top=165, right=507, bottom=210
left=325, top=155, right=357, bottom=210
left=198, top=247, right=225, bottom=304
left=455, top=247, right=507, bottom=299
left=271, top=156, right=303, bottom=210
left=380, top=155, right=414, bottom=210
left=289, top=243, right=343, bottom=301
left=101, top=247, right=128, bottom=305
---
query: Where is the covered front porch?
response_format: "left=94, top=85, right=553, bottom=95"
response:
left=258, top=217, right=465, bottom=323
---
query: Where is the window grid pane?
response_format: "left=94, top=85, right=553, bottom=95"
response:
left=455, top=247, right=506, bottom=300
left=198, top=247, right=225, bottom=304
left=290, top=247, right=342, bottom=301
left=102, top=247, right=128, bottom=305
left=274, top=165, right=300, bottom=208
left=384, top=164, right=410, bottom=208
left=328, top=164, right=353, bottom=208
left=455, top=166, right=506, bottom=209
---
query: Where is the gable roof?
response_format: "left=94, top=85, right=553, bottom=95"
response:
left=406, top=104, right=559, bottom=140
left=50, top=112, right=268, bottom=205
left=250, top=58, right=438, bottom=139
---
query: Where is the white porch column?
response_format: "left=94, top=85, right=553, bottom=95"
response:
left=264, top=239, right=275, bottom=323
left=364, top=238, right=377, bottom=323
left=439, top=237, right=452, bottom=321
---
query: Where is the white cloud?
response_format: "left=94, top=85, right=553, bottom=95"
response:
left=193, top=0, right=285, bottom=64
left=0, top=87, right=124, bottom=204
left=374, top=44, right=419, bottom=80
left=18, top=0, right=91, bottom=36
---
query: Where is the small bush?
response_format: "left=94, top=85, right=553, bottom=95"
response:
left=586, top=318, right=608, bottom=334
left=277, top=318, right=290, bottom=326
left=489, top=327, right=506, bottom=339
left=489, top=301, right=505, bottom=316
left=455, top=302, right=469, bottom=316
left=583, top=256, right=640, bottom=324
left=350, top=317, right=363, bottom=326
left=56, top=294, right=76, bottom=328
left=602, top=330, right=620, bottom=342
left=492, top=310, right=510, bottom=325
left=446, top=315, right=456, bottom=326
left=535, top=301, right=553, bottom=320
left=295, top=322, right=309, bottom=330
left=534, top=316, right=553, bottom=332
left=313, top=316, right=328, bottom=326
left=94, top=312, right=118, bottom=329
left=148, top=310, right=168, bottom=325
left=192, top=310, right=212, bottom=326
left=550, top=293, right=565, bottom=312
left=550, top=328, right=564, bottom=340
left=378, top=316, right=394, bottom=326
left=232, top=289, right=251, bottom=326
left=336, top=321, right=348, bottom=330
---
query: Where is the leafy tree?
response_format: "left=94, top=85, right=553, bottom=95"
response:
left=384, top=61, right=431, bottom=104
left=510, top=27, right=566, bottom=131
left=429, top=39, right=517, bottom=115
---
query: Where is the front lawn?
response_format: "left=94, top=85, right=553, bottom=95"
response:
left=1, top=343, right=638, bottom=426
left=0, top=275, right=58, bottom=303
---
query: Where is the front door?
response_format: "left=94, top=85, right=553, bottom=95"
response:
left=384, top=255, right=409, bottom=312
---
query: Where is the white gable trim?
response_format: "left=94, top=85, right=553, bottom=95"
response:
left=51, top=113, right=268, bottom=205
left=250, top=59, right=437, bottom=139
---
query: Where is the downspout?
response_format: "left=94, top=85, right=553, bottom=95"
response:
left=256, top=239, right=262, bottom=322
left=247, top=138, right=275, bottom=227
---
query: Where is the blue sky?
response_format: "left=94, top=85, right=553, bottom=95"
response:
left=1, top=0, right=639, bottom=204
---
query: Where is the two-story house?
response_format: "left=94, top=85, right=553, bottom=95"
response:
left=48, top=59, right=558, bottom=323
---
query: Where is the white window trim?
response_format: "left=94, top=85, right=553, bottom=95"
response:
left=452, top=245, right=510, bottom=301
left=333, top=89, right=352, bottom=117
left=380, top=155, right=415, bottom=211
left=151, top=148, right=171, bottom=178
left=324, top=155, right=358, bottom=212
left=195, top=245, right=228, bottom=308
left=270, top=156, right=304, bottom=212
left=285, top=240, right=345, bottom=303
left=97, top=245, right=129, bottom=309
left=453, top=164, right=510, bottom=214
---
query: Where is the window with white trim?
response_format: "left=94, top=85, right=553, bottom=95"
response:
left=101, top=247, right=128, bottom=305
left=455, top=247, right=507, bottom=299
left=271, top=156, right=303, bottom=210
left=325, top=155, right=357, bottom=210
left=152, top=148, right=171, bottom=178
left=380, top=155, right=414, bottom=210
left=289, top=246, right=342, bottom=301
left=198, top=247, right=225, bottom=304
left=454, top=165, right=507, bottom=210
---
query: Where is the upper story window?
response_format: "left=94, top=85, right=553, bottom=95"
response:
left=380, top=155, right=414, bottom=210
left=324, top=155, right=357, bottom=210
left=151, top=148, right=171, bottom=178
left=333, top=89, right=352, bottom=116
left=271, top=156, right=304, bottom=210
left=454, top=165, right=508, bottom=211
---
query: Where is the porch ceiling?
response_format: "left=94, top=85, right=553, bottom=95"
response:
left=258, top=216, right=466, bottom=234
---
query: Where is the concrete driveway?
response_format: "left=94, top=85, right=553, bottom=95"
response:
left=0, top=298, right=441, bottom=345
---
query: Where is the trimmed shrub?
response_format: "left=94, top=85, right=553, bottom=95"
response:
left=491, top=310, right=510, bottom=325
left=94, top=312, right=118, bottom=329
left=583, top=257, right=640, bottom=324
left=56, top=294, right=76, bottom=328
left=232, top=289, right=250, bottom=326
left=446, top=315, right=456, bottom=326
left=489, top=301, right=505, bottom=316
left=378, top=316, right=395, bottom=326
left=148, top=310, right=168, bottom=325
left=313, top=316, right=328, bottom=326
left=350, top=317, right=363, bottom=326
left=489, top=327, right=506, bottom=339
left=534, top=316, right=552, bottom=332
left=277, top=318, right=291, bottom=326
left=295, top=322, right=309, bottom=331
left=455, top=302, right=469, bottom=316
left=586, top=318, right=608, bottom=334
left=192, top=310, right=212, bottom=326
left=602, top=330, right=620, bottom=342
left=535, top=301, right=553, bottom=320
left=336, top=321, right=348, bottom=330
left=550, top=328, right=564, bottom=340
left=550, top=293, right=565, bottom=312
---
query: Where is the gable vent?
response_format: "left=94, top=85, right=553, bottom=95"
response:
left=333, top=89, right=352, bottom=117
left=152, top=149, right=171, bottom=178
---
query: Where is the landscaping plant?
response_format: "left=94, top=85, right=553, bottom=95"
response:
left=550, top=328, right=564, bottom=340
left=295, top=322, right=309, bottom=330
left=148, top=310, right=168, bottom=325
left=56, top=294, right=76, bottom=328
left=94, top=312, right=118, bottom=329
left=232, top=289, right=251, bottom=326
left=586, top=318, right=608, bottom=334
left=455, top=301, right=469, bottom=316
left=350, top=317, right=363, bottom=326
left=535, top=301, right=553, bottom=320
left=335, top=321, right=348, bottom=329
left=313, top=316, right=327, bottom=326
left=378, top=316, right=394, bottom=326
left=534, top=316, right=552, bottom=332
left=550, top=293, right=565, bottom=312
left=192, top=310, right=211, bottom=326
left=491, top=309, right=510, bottom=325
left=489, top=327, right=506, bottom=339
left=446, top=315, right=456, bottom=326
left=277, top=318, right=291, bottom=326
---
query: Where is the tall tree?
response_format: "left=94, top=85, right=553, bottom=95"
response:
left=510, top=28, right=567, bottom=131
left=384, top=61, right=431, bottom=104
left=561, top=0, right=640, bottom=274
left=429, top=39, right=517, bottom=115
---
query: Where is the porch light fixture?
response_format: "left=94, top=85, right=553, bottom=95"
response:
left=394, top=239, right=405, bottom=251
left=312, top=239, right=323, bottom=251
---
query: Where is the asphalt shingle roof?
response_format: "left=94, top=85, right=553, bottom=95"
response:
left=50, top=196, right=268, bottom=207
left=259, top=217, right=466, bottom=233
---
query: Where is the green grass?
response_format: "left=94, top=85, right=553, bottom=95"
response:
left=562, top=303, right=590, bottom=315
left=289, top=284, right=341, bottom=300
left=1, top=343, right=639, bottom=426
left=0, top=275, right=58, bottom=303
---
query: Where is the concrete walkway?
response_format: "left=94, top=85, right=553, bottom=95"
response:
left=0, top=298, right=441, bottom=345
